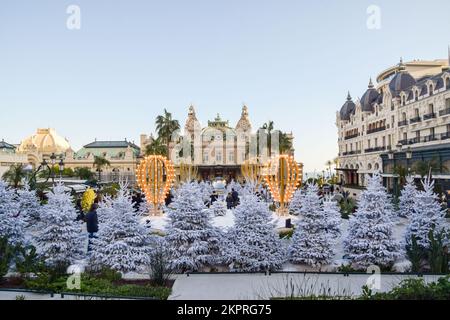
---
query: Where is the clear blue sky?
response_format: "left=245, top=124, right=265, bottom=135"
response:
left=1, top=0, right=449, bottom=172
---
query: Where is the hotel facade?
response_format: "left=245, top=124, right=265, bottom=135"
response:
left=336, top=55, right=450, bottom=195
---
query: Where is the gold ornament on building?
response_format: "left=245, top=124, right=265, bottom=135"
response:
left=136, top=155, right=175, bottom=215
left=264, top=155, right=303, bottom=216
left=178, top=161, right=198, bottom=183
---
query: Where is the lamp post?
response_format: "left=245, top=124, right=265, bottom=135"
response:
left=406, top=147, right=412, bottom=173
left=27, top=153, right=65, bottom=189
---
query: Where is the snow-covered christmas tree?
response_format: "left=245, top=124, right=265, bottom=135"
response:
left=398, top=176, right=417, bottom=218
left=0, top=181, right=26, bottom=246
left=165, top=182, right=223, bottom=272
left=344, top=173, right=400, bottom=268
left=226, top=193, right=285, bottom=272
left=199, top=181, right=214, bottom=205
left=35, top=182, right=84, bottom=268
left=288, top=183, right=337, bottom=267
left=17, top=181, right=42, bottom=228
left=211, top=200, right=227, bottom=216
left=322, top=198, right=342, bottom=239
left=90, top=183, right=152, bottom=273
left=405, top=177, right=447, bottom=249
left=289, top=188, right=304, bottom=215
left=227, top=180, right=242, bottom=195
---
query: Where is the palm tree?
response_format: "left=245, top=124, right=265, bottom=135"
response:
left=155, top=109, right=180, bottom=148
left=2, top=164, right=26, bottom=188
left=93, top=156, right=110, bottom=182
left=325, top=160, right=333, bottom=176
left=413, top=157, right=448, bottom=179
left=279, top=132, right=293, bottom=154
left=393, top=165, right=408, bottom=186
left=145, top=137, right=168, bottom=156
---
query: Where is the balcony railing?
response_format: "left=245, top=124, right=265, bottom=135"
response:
left=366, top=126, right=386, bottom=135
left=423, top=113, right=436, bottom=120
left=439, top=108, right=450, bottom=116
left=422, top=135, right=438, bottom=143
left=344, top=134, right=359, bottom=140
left=342, top=150, right=362, bottom=156
left=364, top=146, right=386, bottom=153
left=398, top=120, right=408, bottom=127
left=441, top=132, right=450, bottom=140
left=410, top=116, right=422, bottom=124
left=399, top=137, right=420, bottom=146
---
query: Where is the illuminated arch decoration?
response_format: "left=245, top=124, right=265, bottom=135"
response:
left=241, top=157, right=264, bottom=187
left=136, top=155, right=175, bottom=215
left=264, top=155, right=303, bottom=216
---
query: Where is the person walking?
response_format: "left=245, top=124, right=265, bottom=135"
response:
left=85, top=203, right=99, bottom=251
left=210, top=191, right=218, bottom=207
left=226, top=192, right=233, bottom=210
left=231, top=188, right=239, bottom=208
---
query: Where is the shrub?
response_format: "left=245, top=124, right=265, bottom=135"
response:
left=0, top=237, right=15, bottom=281
left=278, top=228, right=295, bottom=239
left=428, top=230, right=449, bottom=274
left=406, top=235, right=425, bottom=273
left=14, top=244, right=43, bottom=277
left=364, top=276, right=450, bottom=300
left=339, top=198, right=356, bottom=219
left=149, top=238, right=173, bottom=286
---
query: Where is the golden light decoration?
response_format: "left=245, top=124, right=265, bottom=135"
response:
left=178, top=162, right=198, bottom=184
left=264, top=155, right=303, bottom=216
left=136, top=155, right=175, bottom=216
left=241, top=157, right=264, bottom=186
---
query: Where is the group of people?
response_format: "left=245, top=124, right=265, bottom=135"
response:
left=225, top=189, right=240, bottom=209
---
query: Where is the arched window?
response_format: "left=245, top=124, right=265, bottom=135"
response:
left=415, top=90, right=419, bottom=101
left=429, top=84, right=434, bottom=96
left=446, top=77, right=450, bottom=90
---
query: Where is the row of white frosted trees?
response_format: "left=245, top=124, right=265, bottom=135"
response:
left=0, top=173, right=447, bottom=273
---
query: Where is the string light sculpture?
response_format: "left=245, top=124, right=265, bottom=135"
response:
left=264, top=155, right=302, bottom=216
left=178, top=162, right=198, bottom=184
left=136, top=155, right=175, bottom=215
left=241, top=157, right=263, bottom=187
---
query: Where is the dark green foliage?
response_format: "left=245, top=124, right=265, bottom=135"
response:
left=149, top=239, right=173, bottom=286
left=364, top=276, right=450, bottom=300
left=428, top=230, right=449, bottom=274
left=14, top=244, right=43, bottom=276
left=0, top=237, right=15, bottom=281
left=25, top=273, right=171, bottom=299
left=74, top=167, right=94, bottom=180
left=406, top=235, right=425, bottom=273
left=278, top=228, right=295, bottom=239
left=339, top=197, right=356, bottom=219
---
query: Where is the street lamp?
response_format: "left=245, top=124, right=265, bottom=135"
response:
left=406, top=147, right=412, bottom=175
left=28, top=153, right=65, bottom=189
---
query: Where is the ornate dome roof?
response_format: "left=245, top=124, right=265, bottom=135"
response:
left=18, top=128, right=71, bottom=154
left=339, top=92, right=356, bottom=121
left=389, top=60, right=416, bottom=95
left=236, top=105, right=252, bottom=131
left=360, top=79, right=379, bottom=112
